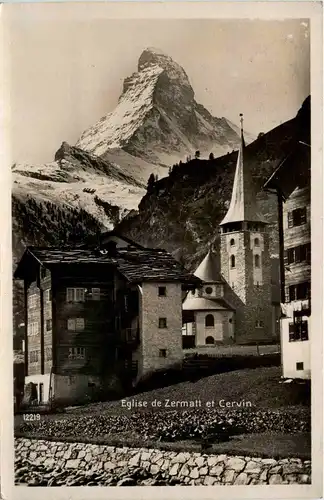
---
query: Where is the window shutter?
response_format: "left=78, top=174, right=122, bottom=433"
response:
left=294, top=246, right=301, bottom=263
left=306, top=244, right=311, bottom=263
left=299, top=245, right=306, bottom=262
left=75, top=318, right=85, bottom=330
left=92, top=288, right=100, bottom=300
left=300, top=208, right=307, bottom=224
left=66, top=288, right=74, bottom=302
left=287, top=212, right=293, bottom=228
left=285, top=287, right=290, bottom=303
left=76, top=288, right=85, bottom=302
left=67, top=318, right=76, bottom=331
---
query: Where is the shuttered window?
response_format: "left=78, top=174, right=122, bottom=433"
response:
left=286, top=244, right=311, bottom=264
left=28, top=322, right=39, bottom=336
left=66, top=288, right=85, bottom=302
left=287, top=207, right=307, bottom=228
left=289, top=320, right=309, bottom=342
left=67, top=318, right=85, bottom=331
left=68, top=347, right=85, bottom=360
left=288, top=282, right=310, bottom=302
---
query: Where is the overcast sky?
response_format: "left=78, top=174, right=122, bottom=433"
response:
left=6, top=5, right=310, bottom=164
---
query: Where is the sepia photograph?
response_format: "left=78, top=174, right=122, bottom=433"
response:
left=1, top=2, right=322, bottom=498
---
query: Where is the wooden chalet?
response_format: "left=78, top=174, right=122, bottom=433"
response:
left=14, top=232, right=201, bottom=406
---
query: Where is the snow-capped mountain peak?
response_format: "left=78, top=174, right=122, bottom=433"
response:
left=76, top=48, right=243, bottom=165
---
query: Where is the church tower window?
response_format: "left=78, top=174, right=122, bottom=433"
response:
left=230, top=238, right=235, bottom=246
left=205, top=314, right=214, bottom=327
left=254, top=254, right=260, bottom=268
left=230, top=255, right=236, bottom=268
left=254, top=237, right=260, bottom=247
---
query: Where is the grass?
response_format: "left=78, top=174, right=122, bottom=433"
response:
left=14, top=431, right=311, bottom=460
left=15, top=367, right=311, bottom=459
left=63, top=366, right=310, bottom=416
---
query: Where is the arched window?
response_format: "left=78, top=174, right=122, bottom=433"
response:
left=230, top=238, right=235, bottom=246
left=254, top=254, right=260, bottom=268
left=254, top=237, right=260, bottom=247
left=205, top=336, right=215, bottom=345
left=230, top=255, right=235, bottom=268
left=205, top=314, right=214, bottom=328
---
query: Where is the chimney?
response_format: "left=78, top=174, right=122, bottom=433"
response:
left=106, top=241, right=118, bottom=257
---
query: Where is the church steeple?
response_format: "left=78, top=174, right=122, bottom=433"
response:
left=220, top=114, right=265, bottom=226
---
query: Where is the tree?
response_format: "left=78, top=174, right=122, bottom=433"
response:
left=147, top=173, right=155, bottom=193
left=209, top=152, right=214, bottom=160
left=195, top=150, right=201, bottom=159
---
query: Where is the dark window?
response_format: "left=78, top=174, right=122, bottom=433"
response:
left=289, top=320, right=309, bottom=342
left=296, top=362, right=304, bottom=371
left=158, top=318, right=167, bottom=329
left=158, top=286, right=166, bottom=297
left=229, top=318, right=233, bottom=324
left=288, top=282, right=310, bottom=301
left=205, top=314, right=214, bottom=327
left=205, top=336, right=215, bottom=345
left=230, top=238, right=235, bottom=246
left=256, top=320, right=264, bottom=328
left=205, top=286, right=213, bottom=295
left=288, top=207, right=307, bottom=228
left=286, top=244, right=311, bottom=264
left=46, top=319, right=52, bottom=331
left=159, top=349, right=167, bottom=358
left=254, top=238, right=260, bottom=247
left=254, top=254, right=260, bottom=268
left=230, top=255, right=235, bottom=268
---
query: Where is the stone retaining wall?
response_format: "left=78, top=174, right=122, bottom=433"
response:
left=15, top=438, right=311, bottom=486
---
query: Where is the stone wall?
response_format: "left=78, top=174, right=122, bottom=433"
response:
left=141, top=282, right=183, bottom=374
left=15, top=438, right=311, bottom=486
left=220, top=230, right=273, bottom=344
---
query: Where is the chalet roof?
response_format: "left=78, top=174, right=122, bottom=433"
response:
left=194, top=249, right=224, bottom=283
left=220, top=130, right=266, bottom=226
left=182, top=296, right=234, bottom=311
left=14, top=246, right=202, bottom=287
left=263, top=141, right=311, bottom=200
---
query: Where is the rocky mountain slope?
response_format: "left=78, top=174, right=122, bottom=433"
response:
left=12, top=48, right=246, bottom=248
left=76, top=47, right=246, bottom=167
left=117, top=96, right=310, bottom=270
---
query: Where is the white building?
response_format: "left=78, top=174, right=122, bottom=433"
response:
left=182, top=249, right=234, bottom=346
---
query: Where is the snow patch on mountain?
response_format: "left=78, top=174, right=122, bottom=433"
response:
left=13, top=160, right=145, bottom=228
left=76, top=64, right=164, bottom=155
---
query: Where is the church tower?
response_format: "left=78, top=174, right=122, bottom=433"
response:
left=219, top=114, right=272, bottom=343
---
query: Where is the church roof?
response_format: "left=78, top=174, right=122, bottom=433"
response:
left=220, top=123, right=266, bottom=226
left=194, top=249, right=224, bottom=282
left=182, top=296, right=233, bottom=311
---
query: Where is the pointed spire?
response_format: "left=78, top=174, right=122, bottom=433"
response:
left=194, top=247, right=223, bottom=282
left=219, top=114, right=265, bottom=226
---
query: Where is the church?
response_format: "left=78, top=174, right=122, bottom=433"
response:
left=183, top=116, right=278, bottom=346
